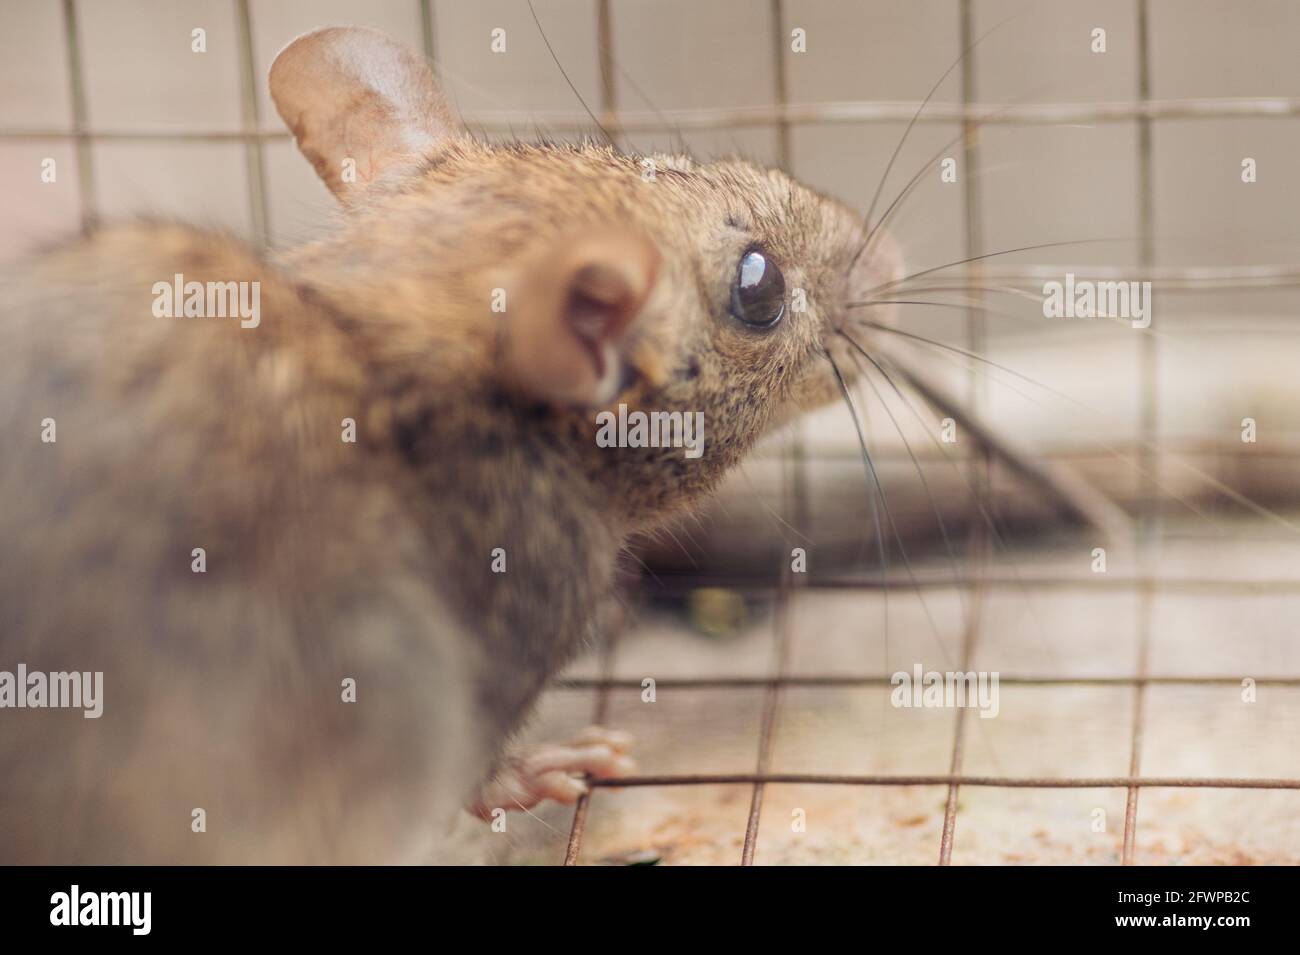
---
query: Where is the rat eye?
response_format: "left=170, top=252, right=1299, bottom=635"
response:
left=730, top=249, right=786, bottom=328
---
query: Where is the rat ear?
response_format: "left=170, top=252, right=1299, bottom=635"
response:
left=498, top=231, right=661, bottom=408
left=269, top=26, right=461, bottom=202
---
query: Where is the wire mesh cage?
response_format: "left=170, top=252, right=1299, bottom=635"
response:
left=4, top=0, right=1300, bottom=866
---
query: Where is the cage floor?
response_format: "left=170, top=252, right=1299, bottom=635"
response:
left=435, top=515, right=1300, bottom=865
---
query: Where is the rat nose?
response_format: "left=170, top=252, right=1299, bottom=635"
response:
left=833, top=210, right=904, bottom=336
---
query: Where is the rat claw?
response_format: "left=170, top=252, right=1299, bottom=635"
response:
left=572, top=725, right=634, bottom=751
left=523, top=743, right=624, bottom=778
left=467, top=725, right=636, bottom=820
left=535, top=771, right=589, bottom=806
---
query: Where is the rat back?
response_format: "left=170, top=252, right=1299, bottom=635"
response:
left=0, top=224, right=482, bottom=863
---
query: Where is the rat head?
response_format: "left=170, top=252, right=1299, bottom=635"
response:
left=272, top=27, right=901, bottom=527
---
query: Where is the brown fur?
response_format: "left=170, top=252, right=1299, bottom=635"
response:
left=0, top=30, right=899, bottom=863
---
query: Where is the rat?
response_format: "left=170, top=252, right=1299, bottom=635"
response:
left=0, top=26, right=1112, bottom=863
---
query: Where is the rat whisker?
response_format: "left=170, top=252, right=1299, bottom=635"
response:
left=864, top=238, right=1128, bottom=299
left=848, top=297, right=1038, bottom=326
left=669, top=513, right=708, bottom=555
left=854, top=14, right=1015, bottom=272
left=504, top=795, right=570, bottom=839
left=853, top=319, right=1300, bottom=536
left=643, top=519, right=700, bottom=568
left=855, top=90, right=1052, bottom=266
left=841, top=314, right=1058, bottom=392
left=828, top=352, right=967, bottom=675
left=842, top=323, right=1131, bottom=539
left=747, top=469, right=816, bottom=547
left=869, top=284, right=1045, bottom=305
left=887, top=327, right=1051, bottom=411
left=878, top=290, right=1242, bottom=356
left=894, top=339, right=1233, bottom=533
left=860, top=338, right=1043, bottom=560
left=596, top=34, right=689, bottom=155
left=826, top=350, right=889, bottom=660
left=857, top=360, right=1082, bottom=784
left=844, top=340, right=1033, bottom=773
left=526, top=0, right=615, bottom=148
left=843, top=329, right=1022, bottom=550
left=858, top=294, right=1232, bottom=357
left=841, top=337, right=968, bottom=620
left=617, top=543, right=658, bottom=581
left=841, top=329, right=1066, bottom=634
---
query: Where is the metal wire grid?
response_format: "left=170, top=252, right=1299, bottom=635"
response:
left=550, top=0, right=1300, bottom=866
left=19, top=0, right=1300, bottom=865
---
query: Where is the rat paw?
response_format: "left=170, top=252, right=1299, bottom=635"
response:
left=468, top=726, right=635, bottom=820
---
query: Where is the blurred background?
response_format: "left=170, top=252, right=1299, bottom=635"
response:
left=3, top=0, right=1300, bottom=865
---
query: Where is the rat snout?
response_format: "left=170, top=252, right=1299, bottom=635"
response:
left=843, top=219, right=907, bottom=376
left=840, top=216, right=904, bottom=331
left=805, top=209, right=906, bottom=409
left=819, top=207, right=904, bottom=356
